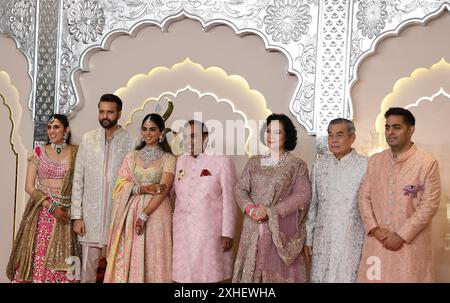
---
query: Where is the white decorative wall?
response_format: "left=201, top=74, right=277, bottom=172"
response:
left=1, top=0, right=449, bottom=139
left=1, top=0, right=450, bottom=282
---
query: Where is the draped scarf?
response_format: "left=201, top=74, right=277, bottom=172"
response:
left=235, top=157, right=308, bottom=282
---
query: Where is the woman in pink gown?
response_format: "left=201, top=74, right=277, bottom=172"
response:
left=105, top=113, right=175, bottom=282
left=7, top=114, right=81, bottom=283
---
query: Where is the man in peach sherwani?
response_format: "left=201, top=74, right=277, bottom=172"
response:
left=172, top=120, right=237, bottom=282
left=358, top=107, right=441, bottom=282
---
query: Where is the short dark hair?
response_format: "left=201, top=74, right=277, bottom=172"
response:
left=384, top=107, right=415, bottom=126
left=98, top=93, right=123, bottom=111
left=265, top=113, right=297, bottom=151
left=185, top=120, right=209, bottom=135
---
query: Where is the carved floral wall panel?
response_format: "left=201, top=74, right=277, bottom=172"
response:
left=1, top=0, right=449, bottom=139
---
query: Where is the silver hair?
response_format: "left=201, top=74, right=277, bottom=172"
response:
left=328, top=118, right=356, bottom=135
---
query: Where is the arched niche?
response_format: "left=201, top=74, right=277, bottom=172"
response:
left=0, top=71, right=27, bottom=283
left=116, top=58, right=271, bottom=157
left=0, top=33, right=34, bottom=283
left=70, top=17, right=316, bottom=172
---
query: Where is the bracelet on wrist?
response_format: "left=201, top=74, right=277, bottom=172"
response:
left=132, top=184, right=141, bottom=195
left=47, top=201, right=58, bottom=214
left=245, top=204, right=256, bottom=216
left=139, top=212, right=149, bottom=222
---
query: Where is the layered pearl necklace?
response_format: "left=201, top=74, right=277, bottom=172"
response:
left=261, top=151, right=289, bottom=167
left=139, top=145, right=164, bottom=168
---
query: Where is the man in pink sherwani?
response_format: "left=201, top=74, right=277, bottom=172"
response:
left=358, top=107, right=441, bottom=282
left=172, top=120, right=238, bottom=282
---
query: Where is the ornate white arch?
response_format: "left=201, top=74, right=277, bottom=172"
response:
left=0, top=0, right=36, bottom=115
left=2, top=0, right=450, bottom=139
left=58, top=1, right=318, bottom=134
left=349, top=2, right=450, bottom=122
left=374, top=58, right=450, bottom=133
left=114, top=57, right=272, bottom=156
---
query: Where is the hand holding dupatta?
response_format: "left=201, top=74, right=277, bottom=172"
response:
left=53, top=207, right=70, bottom=224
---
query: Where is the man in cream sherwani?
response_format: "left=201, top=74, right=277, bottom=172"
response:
left=304, top=118, right=367, bottom=283
left=71, top=94, right=133, bottom=283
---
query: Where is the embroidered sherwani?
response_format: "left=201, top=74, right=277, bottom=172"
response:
left=71, top=127, right=133, bottom=246
left=172, top=153, right=238, bottom=283
left=358, top=144, right=441, bottom=283
left=305, top=149, right=367, bottom=283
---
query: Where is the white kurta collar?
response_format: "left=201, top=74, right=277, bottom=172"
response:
left=330, top=148, right=356, bottom=164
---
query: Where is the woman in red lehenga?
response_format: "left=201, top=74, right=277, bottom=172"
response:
left=6, top=114, right=81, bottom=283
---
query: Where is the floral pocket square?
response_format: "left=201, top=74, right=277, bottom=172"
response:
left=200, top=169, right=212, bottom=177
left=403, top=185, right=424, bottom=198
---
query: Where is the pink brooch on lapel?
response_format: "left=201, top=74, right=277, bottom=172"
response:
left=403, top=185, right=424, bottom=198
left=200, top=169, right=212, bottom=177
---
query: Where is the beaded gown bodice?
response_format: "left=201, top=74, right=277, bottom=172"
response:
left=133, top=152, right=167, bottom=184
left=36, top=146, right=69, bottom=180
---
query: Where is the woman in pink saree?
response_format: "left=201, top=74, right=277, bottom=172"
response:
left=233, top=114, right=311, bottom=283
left=104, top=113, right=175, bottom=282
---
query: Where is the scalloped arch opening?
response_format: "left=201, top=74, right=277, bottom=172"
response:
left=351, top=10, right=450, bottom=156
left=115, top=58, right=272, bottom=156
left=72, top=17, right=299, bottom=150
